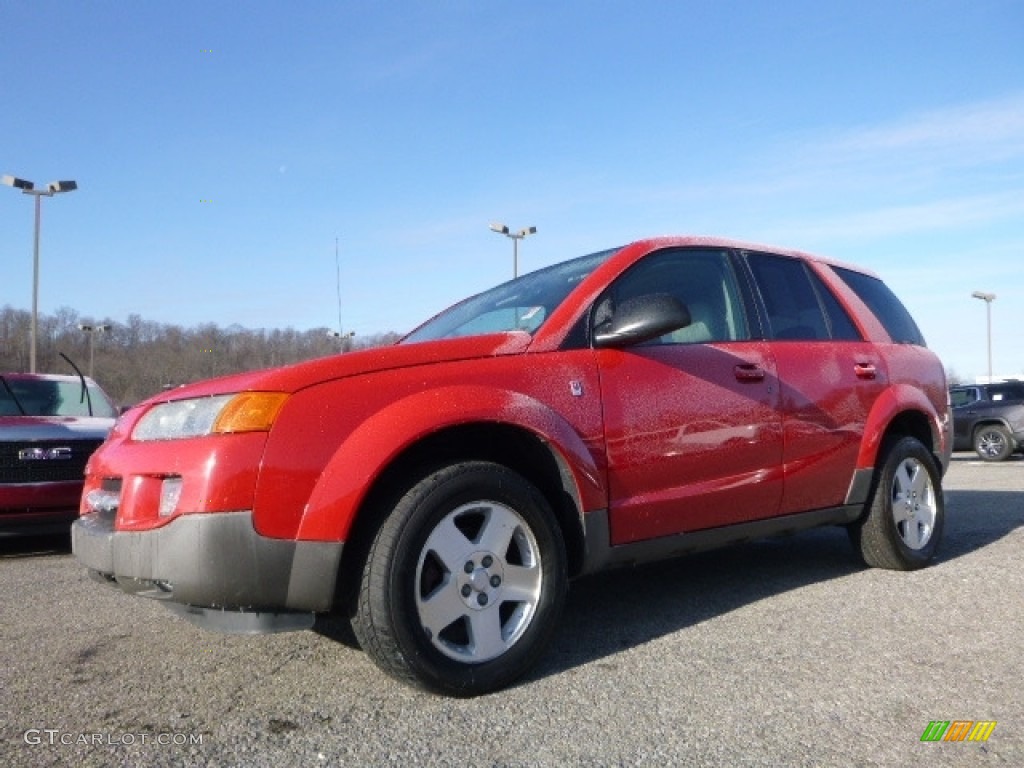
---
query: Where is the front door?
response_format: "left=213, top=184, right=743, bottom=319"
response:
left=594, top=247, right=785, bottom=545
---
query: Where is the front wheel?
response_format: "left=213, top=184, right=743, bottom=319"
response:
left=352, top=461, right=567, bottom=696
left=850, top=436, right=944, bottom=571
left=973, top=424, right=1014, bottom=462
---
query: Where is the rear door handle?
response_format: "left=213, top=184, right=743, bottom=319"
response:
left=734, top=364, right=766, bottom=382
left=855, top=362, right=877, bottom=380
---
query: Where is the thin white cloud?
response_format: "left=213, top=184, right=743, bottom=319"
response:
left=762, top=191, right=1024, bottom=243
left=580, top=93, right=1024, bottom=248
left=826, top=93, right=1024, bottom=154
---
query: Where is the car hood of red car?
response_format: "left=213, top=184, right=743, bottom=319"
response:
left=0, top=415, right=116, bottom=441
left=139, top=331, right=535, bottom=406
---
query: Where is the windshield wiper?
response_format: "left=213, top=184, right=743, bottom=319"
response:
left=0, top=375, right=27, bottom=415
left=60, top=353, right=94, bottom=417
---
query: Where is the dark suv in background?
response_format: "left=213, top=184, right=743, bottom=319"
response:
left=950, top=381, right=1024, bottom=461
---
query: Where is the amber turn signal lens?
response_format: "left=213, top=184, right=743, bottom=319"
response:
left=211, top=392, right=289, bottom=434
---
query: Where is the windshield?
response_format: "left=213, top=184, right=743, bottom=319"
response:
left=402, top=248, right=620, bottom=344
left=0, top=377, right=117, bottom=418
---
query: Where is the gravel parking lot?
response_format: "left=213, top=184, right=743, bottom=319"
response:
left=1, top=454, right=1021, bottom=767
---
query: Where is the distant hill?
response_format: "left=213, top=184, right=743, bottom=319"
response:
left=0, top=305, right=401, bottom=406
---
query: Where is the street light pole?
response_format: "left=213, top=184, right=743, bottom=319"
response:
left=971, top=291, right=996, bottom=383
left=2, top=174, right=78, bottom=373
left=78, top=323, right=111, bottom=379
left=489, top=223, right=537, bottom=279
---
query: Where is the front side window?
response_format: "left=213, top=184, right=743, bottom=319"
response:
left=403, top=248, right=619, bottom=344
left=594, top=248, right=749, bottom=344
left=949, top=388, right=979, bottom=408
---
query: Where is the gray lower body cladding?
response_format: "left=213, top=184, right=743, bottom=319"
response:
left=72, top=510, right=343, bottom=624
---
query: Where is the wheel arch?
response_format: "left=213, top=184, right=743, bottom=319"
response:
left=971, top=417, right=1013, bottom=435
left=293, top=385, right=603, bottom=610
left=857, top=384, right=947, bottom=472
left=331, top=422, right=591, bottom=613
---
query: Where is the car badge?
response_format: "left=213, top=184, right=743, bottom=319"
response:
left=18, top=446, right=73, bottom=461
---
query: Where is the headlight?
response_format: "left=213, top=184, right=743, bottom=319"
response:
left=132, top=392, right=289, bottom=441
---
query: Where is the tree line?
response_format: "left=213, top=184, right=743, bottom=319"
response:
left=0, top=305, right=401, bottom=406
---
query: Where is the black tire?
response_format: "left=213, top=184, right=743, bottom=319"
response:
left=352, top=461, right=567, bottom=696
left=850, top=436, right=943, bottom=571
left=973, top=424, right=1014, bottom=462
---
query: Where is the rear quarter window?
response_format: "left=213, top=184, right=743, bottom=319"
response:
left=831, top=266, right=926, bottom=346
left=987, top=384, right=1024, bottom=402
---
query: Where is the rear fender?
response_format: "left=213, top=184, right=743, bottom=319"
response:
left=295, top=385, right=605, bottom=541
left=856, top=384, right=945, bottom=469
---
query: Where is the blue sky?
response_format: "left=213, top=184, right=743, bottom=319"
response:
left=2, top=0, right=1022, bottom=381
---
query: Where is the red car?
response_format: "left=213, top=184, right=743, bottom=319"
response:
left=1, top=373, right=117, bottom=533
left=73, top=236, right=951, bottom=695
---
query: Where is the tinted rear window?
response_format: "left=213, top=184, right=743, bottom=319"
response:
left=987, top=384, right=1024, bottom=402
left=832, top=267, right=926, bottom=346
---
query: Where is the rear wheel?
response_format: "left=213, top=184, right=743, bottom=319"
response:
left=352, top=461, right=567, bottom=696
left=973, top=424, right=1013, bottom=462
left=850, top=436, right=943, bottom=570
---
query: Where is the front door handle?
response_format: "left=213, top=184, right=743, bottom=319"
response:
left=734, top=364, right=765, bottom=382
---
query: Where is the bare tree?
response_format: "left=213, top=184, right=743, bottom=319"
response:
left=0, top=304, right=401, bottom=407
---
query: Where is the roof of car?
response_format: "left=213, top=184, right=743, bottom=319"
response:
left=627, top=235, right=878, bottom=277
left=1, top=372, right=100, bottom=384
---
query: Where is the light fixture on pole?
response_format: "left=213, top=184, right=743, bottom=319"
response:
left=3, top=174, right=79, bottom=373
left=78, top=323, right=111, bottom=379
left=327, top=330, right=355, bottom=352
left=971, top=291, right=996, bottom=383
left=489, top=223, right=537, bottom=279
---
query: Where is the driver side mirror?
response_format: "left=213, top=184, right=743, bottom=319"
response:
left=593, top=293, right=691, bottom=348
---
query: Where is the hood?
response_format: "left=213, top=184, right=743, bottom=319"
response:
left=140, top=331, right=533, bottom=405
left=0, top=415, right=115, bottom=442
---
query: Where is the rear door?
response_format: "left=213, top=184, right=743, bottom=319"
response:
left=742, top=251, right=886, bottom=514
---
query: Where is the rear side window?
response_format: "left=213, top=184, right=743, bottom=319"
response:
left=832, top=267, right=926, bottom=346
left=988, top=384, right=1024, bottom=402
left=745, top=252, right=860, bottom=341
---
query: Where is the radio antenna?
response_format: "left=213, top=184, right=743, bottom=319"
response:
left=335, top=236, right=343, bottom=335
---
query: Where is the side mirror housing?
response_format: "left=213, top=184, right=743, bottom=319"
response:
left=593, top=293, right=691, bottom=348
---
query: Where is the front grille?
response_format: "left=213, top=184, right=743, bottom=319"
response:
left=0, top=439, right=104, bottom=484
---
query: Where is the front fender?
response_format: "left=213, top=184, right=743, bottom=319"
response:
left=294, top=385, right=606, bottom=541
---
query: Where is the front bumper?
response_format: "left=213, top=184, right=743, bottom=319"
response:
left=72, top=510, right=343, bottom=633
left=0, top=481, right=84, bottom=532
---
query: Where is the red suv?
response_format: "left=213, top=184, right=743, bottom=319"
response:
left=72, top=236, right=951, bottom=695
